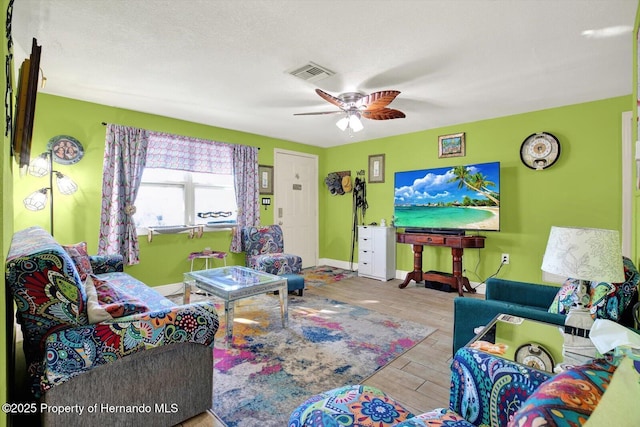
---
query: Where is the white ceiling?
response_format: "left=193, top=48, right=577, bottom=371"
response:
left=11, top=0, right=637, bottom=148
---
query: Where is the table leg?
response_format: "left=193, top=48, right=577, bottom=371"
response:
left=451, top=247, right=476, bottom=296
left=225, top=300, right=234, bottom=346
left=399, top=244, right=424, bottom=288
left=183, top=280, right=192, bottom=304
left=278, top=281, right=288, bottom=328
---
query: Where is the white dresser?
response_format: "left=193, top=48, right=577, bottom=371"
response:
left=357, top=226, right=396, bottom=281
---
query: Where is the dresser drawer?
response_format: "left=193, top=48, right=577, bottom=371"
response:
left=358, top=226, right=373, bottom=239
left=358, top=235, right=373, bottom=250
left=358, top=251, right=372, bottom=274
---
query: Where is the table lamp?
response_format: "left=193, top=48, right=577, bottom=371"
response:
left=541, top=226, right=624, bottom=366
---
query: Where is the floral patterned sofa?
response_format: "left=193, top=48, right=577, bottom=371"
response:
left=6, top=226, right=219, bottom=426
left=289, top=346, right=631, bottom=427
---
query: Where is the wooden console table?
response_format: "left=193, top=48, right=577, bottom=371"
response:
left=396, top=232, right=486, bottom=296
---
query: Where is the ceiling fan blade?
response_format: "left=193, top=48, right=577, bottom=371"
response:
left=293, top=111, right=344, bottom=116
left=361, top=108, right=406, bottom=120
left=358, top=90, right=401, bottom=111
left=315, top=89, right=348, bottom=109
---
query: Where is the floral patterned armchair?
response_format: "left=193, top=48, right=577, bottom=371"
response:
left=240, top=224, right=302, bottom=275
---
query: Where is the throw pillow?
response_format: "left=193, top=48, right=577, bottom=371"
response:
left=548, top=278, right=579, bottom=315
left=583, top=356, right=640, bottom=427
left=84, top=274, right=150, bottom=323
left=589, top=256, right=639, bottom=323
left=508, top=357, right=617, bottom=427
left=84, top=275, right=113, bottom=323
left=63, top=242, right=94, bottom=281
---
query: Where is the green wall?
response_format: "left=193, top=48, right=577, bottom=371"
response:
left=2, top=0, right=10, bottom=424
left=11, top=93, right=632, bottom=289
left=11, top=94, right=323, bottom=286
left=321, top=96, right=631, bottom=284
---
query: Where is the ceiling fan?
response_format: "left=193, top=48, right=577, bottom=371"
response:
left=294, top=89, right=406, bottom=132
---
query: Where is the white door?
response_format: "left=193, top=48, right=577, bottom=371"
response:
left=274, top=149, right=318, bottom=268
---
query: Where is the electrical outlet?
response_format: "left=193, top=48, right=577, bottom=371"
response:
left=501, top=253, right=510, bottom=264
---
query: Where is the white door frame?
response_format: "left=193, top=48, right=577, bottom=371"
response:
left=622, top=111, right=632, bottom=257
left=274, top=148, right=319, bottom=266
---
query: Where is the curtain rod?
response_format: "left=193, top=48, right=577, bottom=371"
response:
left=100, top=122, right=259, bottom=149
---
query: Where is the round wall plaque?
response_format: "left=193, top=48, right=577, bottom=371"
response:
left=47, top=135, right=84, bottom=165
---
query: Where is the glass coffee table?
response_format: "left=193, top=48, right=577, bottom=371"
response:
left=466, top=314, right=564, bottom=374
left=183, top=266, right=288, bottom=345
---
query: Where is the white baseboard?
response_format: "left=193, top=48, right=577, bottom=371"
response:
left=317, top=258, right=354, bottom=270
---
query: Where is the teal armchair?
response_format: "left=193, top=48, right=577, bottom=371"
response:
left=453, top=278, right=565, bottom=354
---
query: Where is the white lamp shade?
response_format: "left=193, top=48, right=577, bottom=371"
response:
left=541, top=226, right=624, bottom=283
left=23, top=189, right=48, bottom=211
left=336, top=116, right=349, bottom=131
left=28, top=154, right=50, bottom=177
left=55, top=173, right=78, bottom=195
left=336, top=113, right=364, bottom=132
left=349, top=114, right=363, bottom=132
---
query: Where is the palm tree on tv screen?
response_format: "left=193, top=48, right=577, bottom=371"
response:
left=448, top=166, right=499, bottom=206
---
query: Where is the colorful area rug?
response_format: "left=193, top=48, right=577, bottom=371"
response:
left=301, top=265, right=357, bottom=287
left=208, top=293, right=435, bottom=427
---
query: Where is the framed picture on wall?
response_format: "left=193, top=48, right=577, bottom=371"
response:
left=368, top=154, right=385, bottom=183
left=438, top=132, right=466, bottom=158
left=259, top=165, right=273, bottom=194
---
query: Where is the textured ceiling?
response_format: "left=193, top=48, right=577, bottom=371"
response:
left=11, top=0, right=637, bottom=148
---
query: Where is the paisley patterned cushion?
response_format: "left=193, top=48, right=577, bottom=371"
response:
left=290, top=385, right=416, bottom=427
left=290, top=387, right=476, bottom=427
left=549, top=257, right=639, bottom=324
left=241, top=225, right=302, bottom=274
left=508, top=357, right=618, bottom=427
left=84, top=274, right=150, bottom=323
left=589, top=256, right=639, bottom=323
left=396, top=408, right=475, bottom=426
left=449, top=348, right=551, bottom=427
left=242, top=225, right=286, bottom=255
left=89, top=253, right=124, bottom=274
left=42, top=301, right=219, bottom=394
left=548, top=278, right=579, bottom=314
left=63, top=241, right=94, bottom=281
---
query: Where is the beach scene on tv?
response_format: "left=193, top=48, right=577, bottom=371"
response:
left=394, top=161, right=500, bottom=231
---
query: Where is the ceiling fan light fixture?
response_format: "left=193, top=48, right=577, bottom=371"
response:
left=349, top=113, right=363, bottom=132
left=303, top=88, right=403, bottom=133
left=336, top=116, right=349, bottom=131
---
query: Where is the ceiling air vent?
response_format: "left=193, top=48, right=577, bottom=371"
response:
left=288, top=62, right=335, bottom=83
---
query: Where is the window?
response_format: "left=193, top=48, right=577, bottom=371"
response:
left=134, top=168, right=237, bottom=230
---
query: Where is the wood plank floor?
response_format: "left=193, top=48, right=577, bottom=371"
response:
left=178, top=275, right=483, bottom=426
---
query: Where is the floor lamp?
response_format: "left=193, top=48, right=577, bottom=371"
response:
left=23, top=150, right=78, bottom=236
left=541, top=226, right=624, bottom=366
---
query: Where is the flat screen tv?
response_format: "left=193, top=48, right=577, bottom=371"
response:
left=394, top=161, right=500, bottom=233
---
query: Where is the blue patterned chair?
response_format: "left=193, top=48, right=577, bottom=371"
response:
left=289, top=346, right=623, bottom=427
left=241, top=224, right=302, bottom=275
left=6, top=226, right=219, bottom=426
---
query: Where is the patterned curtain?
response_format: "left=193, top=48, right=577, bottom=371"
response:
left=98, top=124, right=150, bottom=265
left=230, top=145, right=260, bottom=252
left=146, top=131, right=233, bottom=173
